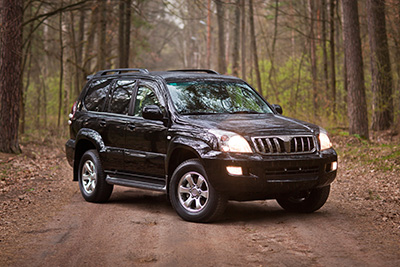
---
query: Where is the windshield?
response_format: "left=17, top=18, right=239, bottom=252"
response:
left=167, top=81, right=273, bottom=115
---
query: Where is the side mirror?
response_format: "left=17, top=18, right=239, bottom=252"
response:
left=272, top=104, right=283, bottom=115
left=142, top=105, right=164, bottom=120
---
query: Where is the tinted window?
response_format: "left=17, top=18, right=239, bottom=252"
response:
left=84, top=79, right=113, bottom=112
left=166, top=81, right=273, bottom=115
left=108, top=80, right=136, bottom=115
left=134, top=84, right=160, bottom=117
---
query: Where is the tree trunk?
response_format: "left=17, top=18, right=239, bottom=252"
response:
left=63, top=13, right=72, bottom=121
left=329, top=0, right=336, bottom=120
left=118, top=0, right=125, bottom=68
left=367, top=0, right=393, bottom=130
left=118, top=0, right=131, bottom=68
left=232, top=0, right=241, bottom=76
left=76, top=8, right=85, bottom=95
left=215, top=0, right=227, bottom=74
left=20, top=50, right=31, bottom=135
left=83, top=4, right=98, bottom=77
left=20, top=3, right=34, bottom=135
left=58, top=1, right=64, bottom=128
left=342, top=0, right=369, bottom=139
left=241, top=0, right=246, bottom=79
left=35, top=77, right=41, bottom=130
left=321, top=0, right=329, bottom=111
left=207, top=0, right=212, bottom=68
left=124, top=0, right=131, bottom=68
left=0, top=0, right=23, bottom=153
left=249, top=0, right=262, bottom=94
left=40, top=68, right=48, bottom=129
left=308, top=0, right=318, bottom=118
left=98, top=0, right=107, bottom=70
left=391, top=0, right=400, bottom=130
left=268, top=0, right=279, bottom=94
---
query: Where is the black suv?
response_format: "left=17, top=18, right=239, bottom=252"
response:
left=66, top=68, right=337, bottom=222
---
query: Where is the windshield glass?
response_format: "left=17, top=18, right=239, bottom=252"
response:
left=167, top=81, right=273, bottom=115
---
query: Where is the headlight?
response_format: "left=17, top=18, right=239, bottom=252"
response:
left=319, top=130, right=332, bottom=151
left=209, top=129, right=252, bottom=153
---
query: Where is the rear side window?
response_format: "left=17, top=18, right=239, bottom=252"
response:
left=84, top=79, right=113, bottom=112
left=108, top=80, right=136, bottom=115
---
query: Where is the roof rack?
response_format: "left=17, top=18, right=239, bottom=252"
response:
left=92, top=68, right=150, bottom=77
left=168, top=69, right=220, bottom=75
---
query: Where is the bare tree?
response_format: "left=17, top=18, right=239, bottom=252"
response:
left=118, top=0, right=132, bottom=68
left=215, top=0, right=227, bottom=74
left=321, top=0, right=329, bottom=107
left=267, top=0, right=280, bottom=95
left=308, top=0, right=318, bottom=117
left=118, top=0, right=126, bottom=67
left=329, top=0, right=336, bottom=119
left=58, top=0, right=64, bottom=128
left=249, top=0, right=262, bottom=94
left=231, top=0, right=241, bottom=76
left=207, top=0, right=212, bottom=68
left=0, top=0, right=23, bottom=153
left=342, top=0, right=369, bottom=139
left=367, top=0, right=393, bottom=130
left=83, top=3, right=98, bottom=77
left=98, top=0, right=107, bottom=70
left=241, top=0, right=246, bottom=79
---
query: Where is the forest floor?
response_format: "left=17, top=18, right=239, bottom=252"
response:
left=1, top=131, right=399, bottom=266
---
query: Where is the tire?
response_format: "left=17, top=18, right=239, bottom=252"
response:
left=78, top=149, right=113, bottom=203
left=169, top=159, right=227, bottom=223
left=276, top=185, right=331, bottom=213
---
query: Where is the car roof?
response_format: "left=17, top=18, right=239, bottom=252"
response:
left=87, top=68, right=242, bottom=83
left=150, top=71, right=241, bottom=82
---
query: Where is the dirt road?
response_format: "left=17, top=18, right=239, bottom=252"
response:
left=1, top=136, right=400, bottom=266
left=5, top=185, right=398, bottom=267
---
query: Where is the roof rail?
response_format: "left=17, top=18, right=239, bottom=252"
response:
left=93, top=68, right=149, bottom=77
left=168, top=69, right=220, bottom=75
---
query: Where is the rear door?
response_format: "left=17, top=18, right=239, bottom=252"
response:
left=99, top=79, right=136, bottom=171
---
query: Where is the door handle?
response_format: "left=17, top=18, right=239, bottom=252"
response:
left=127, top=124, right=135, bottom=131
left=99, top=120, right=106, bottom=127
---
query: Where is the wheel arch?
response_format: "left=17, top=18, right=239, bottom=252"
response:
left=73, top=129, right=105, bottom=181
left=166, top=145, right=200, bottom=187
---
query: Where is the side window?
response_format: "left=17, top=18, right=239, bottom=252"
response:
left=108, top=80, right=136, bottom=115
left=134, top=84, right=161, bottom=117
left=84, top=79, right=113, bottom=112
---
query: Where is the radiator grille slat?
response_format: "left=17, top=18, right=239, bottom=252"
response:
left=252, top=136, right=316, bottom=155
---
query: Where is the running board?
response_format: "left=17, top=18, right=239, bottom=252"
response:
left=106, top=175, right=166, bottom=192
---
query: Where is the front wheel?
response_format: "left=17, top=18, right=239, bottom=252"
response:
left=169, top=159, right=227, bottom=223
left=78, top=150, right=113, bottom=203
left=276, top=185, right=331, bottom=213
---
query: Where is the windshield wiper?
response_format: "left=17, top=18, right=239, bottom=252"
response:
left=229, top=110, right=260, bottom=114
left=182, top=111, right=218, bottom=115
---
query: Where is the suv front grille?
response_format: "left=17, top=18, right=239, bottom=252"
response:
left=252, top=135, right=317, bottom=155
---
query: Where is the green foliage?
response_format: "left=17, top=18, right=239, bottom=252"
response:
left=24, top=72, right=70, bottom=133
left=337, top=137, right=400, bottom=172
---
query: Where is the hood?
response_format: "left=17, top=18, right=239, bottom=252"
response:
left=175, top=113, right=319, bottom=137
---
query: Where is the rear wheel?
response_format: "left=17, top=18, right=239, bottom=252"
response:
left=78, top=150, right=113, bottom=203
left=169, top=159, right=227, bottom=222
left=276, top=185, right=330, bottom=213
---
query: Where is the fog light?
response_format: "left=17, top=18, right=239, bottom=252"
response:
left=332, top=161, right=338, bottom=171
left=226, top=166, right=243, bottom=176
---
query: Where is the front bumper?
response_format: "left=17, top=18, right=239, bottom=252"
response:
left=202, top=149, right=337, bottom=200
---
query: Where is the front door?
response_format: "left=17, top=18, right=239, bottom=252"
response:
left=124, top=80, right=168, bottom=178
